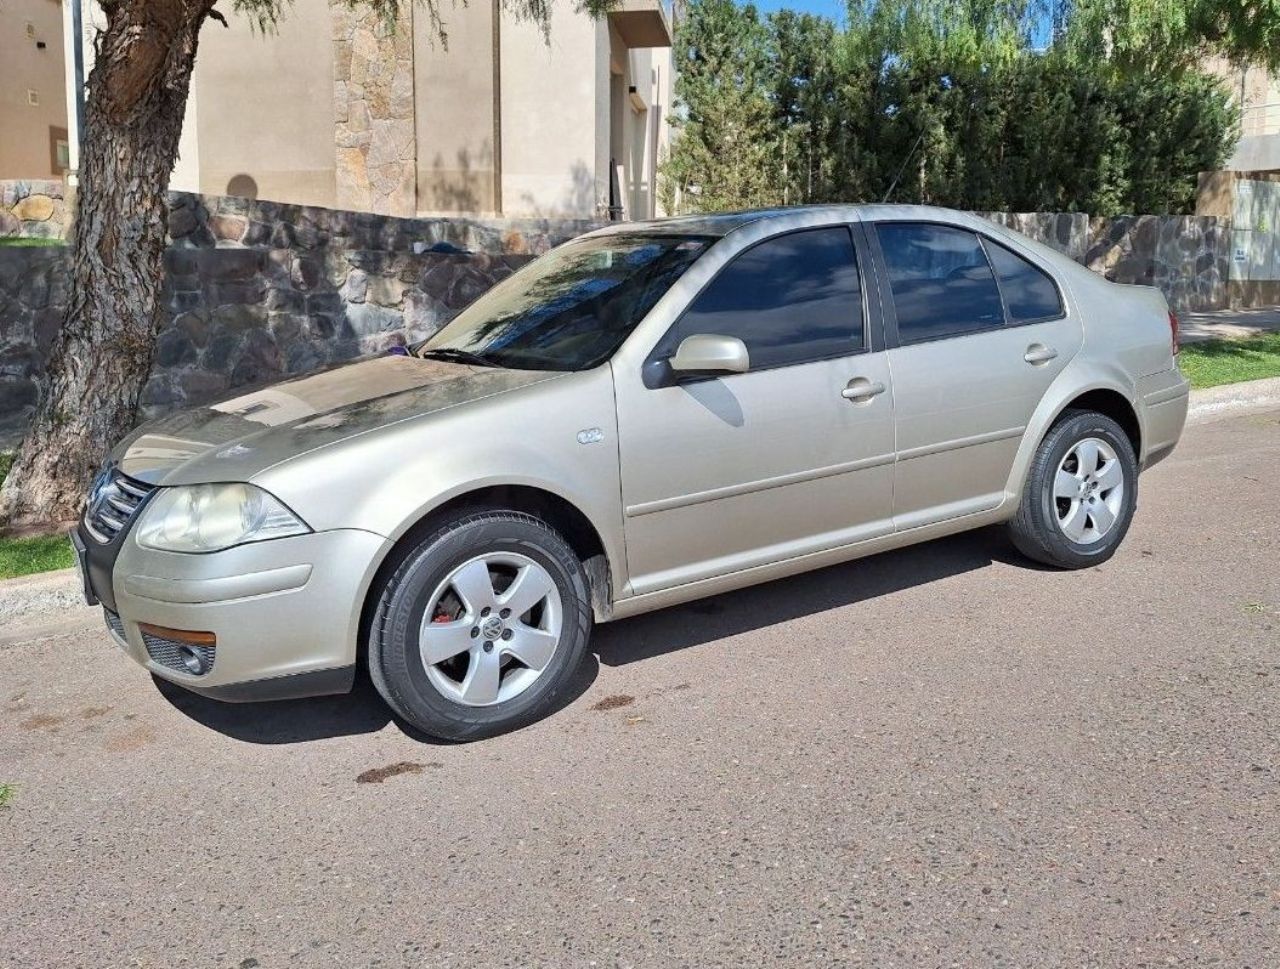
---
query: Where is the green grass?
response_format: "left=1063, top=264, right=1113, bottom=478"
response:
left=0, top=451, right=75, bottom=579
left=0, top=236, right=64, bottom=247
left=0, top=784, right=15, bottom=808
left=1178, top=332, right=1280, bottom=390
left=0, top=535, right=74, bottom=579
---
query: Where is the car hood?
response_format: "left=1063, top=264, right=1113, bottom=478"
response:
left=111, top=355, right=563, bottom=486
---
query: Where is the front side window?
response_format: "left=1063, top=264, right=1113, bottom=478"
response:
left=876, top=223, right=1005, bottom=343
left=418, top=234, right=710, bottom=371
left=662, top=227, right=864, bottom=371
left=984, top=239, right=1064, bottom=323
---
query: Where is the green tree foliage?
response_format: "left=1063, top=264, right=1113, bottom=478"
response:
left=666, top=0, right=1249, bottom=216
left=663, top=0, right=784, bottom=210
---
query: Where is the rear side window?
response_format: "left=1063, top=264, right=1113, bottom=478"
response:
left=875, top=223, right=1005, bottom=343
left=984, top=239, right=1064, bottom=323
left=666, top=227, right=864, bottom=370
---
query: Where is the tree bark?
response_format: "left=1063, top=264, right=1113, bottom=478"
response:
left=0, top=0, right=214, bottom=529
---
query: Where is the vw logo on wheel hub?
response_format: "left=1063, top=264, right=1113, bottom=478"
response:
left=481, top=616, right=505, bottom=640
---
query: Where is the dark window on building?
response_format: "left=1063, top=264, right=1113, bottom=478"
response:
left=666, top=227, right=864, bottom=370
left=876, top=223, right=1006, bottom=343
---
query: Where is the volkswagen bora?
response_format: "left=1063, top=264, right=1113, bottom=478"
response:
left=74, top=206, right=1190, bottom=740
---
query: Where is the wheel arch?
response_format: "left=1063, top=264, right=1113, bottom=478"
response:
left=1053, top=387, right=1141, bottom=457
left=357, top=484, right=617, bottom=667
left=1006, top=370, right=1143, bottom=505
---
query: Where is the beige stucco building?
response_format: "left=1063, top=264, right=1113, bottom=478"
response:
left=1206, top=58, right=1280, bottom=173
left=65, top=0, right=673, bottom=221
left=0, top=0, right=69, bottom=179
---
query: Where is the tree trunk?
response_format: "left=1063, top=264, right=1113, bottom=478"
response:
left=0, top=0, right=213, bottom=529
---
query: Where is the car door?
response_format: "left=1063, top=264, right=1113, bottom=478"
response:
left=612, top=224, right=896, bottom=596
left=868, top=220, right=1084, bottom=529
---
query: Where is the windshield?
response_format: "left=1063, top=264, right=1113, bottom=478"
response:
left=416, top=234, right=711, bottom=371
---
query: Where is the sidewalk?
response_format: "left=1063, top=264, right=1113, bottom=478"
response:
left=1180, top=307, right=1280, bottom=343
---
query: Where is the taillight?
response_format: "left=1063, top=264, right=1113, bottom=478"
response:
left=1168, top=310, right=1180, bottom=356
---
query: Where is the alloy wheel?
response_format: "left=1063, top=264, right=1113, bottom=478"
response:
left=418, top=552, right=563, bottom=707
left=1053, top=437, right=1125, bottom=545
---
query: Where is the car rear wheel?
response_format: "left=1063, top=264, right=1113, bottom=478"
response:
left=368, top=511, right=593, bottom=741
left=1008, top=409, right=1138, bottom=569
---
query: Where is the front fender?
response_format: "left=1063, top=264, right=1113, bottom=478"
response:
left=255, top=367, right=628, bottom=599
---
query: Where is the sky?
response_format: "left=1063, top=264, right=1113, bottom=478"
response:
left=743, top=0, right=848, bottom=21
left=735, top=0, right=1055, bottom=45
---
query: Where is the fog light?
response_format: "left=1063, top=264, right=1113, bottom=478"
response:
left=177, top=645, right=208, bottom=675
left=138, top=623, right=217, bottom=677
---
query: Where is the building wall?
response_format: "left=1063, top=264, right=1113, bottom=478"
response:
left=500, top=3, right=606, bottom=218
left=607, top=30, right=671, bottom=220
left=414, top=0, right=498, bottom=215
left=1206, top=57, right=1280, bottom=172
left=0, top=0, right=68, bottom=179
left=55, top=1, right=665, bottom=219
left=191, top=0, right=336, bottom=207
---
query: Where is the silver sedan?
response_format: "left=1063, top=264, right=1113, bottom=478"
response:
left=73, top=205, right=1190, bottom=740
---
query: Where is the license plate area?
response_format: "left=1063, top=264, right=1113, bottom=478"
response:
left=69, top=528, right=99, bottom=606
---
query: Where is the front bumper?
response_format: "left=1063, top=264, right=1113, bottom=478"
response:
left=90, top=526, right=391, bottom=701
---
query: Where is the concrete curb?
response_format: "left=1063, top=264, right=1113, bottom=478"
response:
left=1186, top=375, right=1280, bottom=424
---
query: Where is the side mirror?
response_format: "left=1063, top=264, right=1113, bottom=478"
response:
left=669, top=334, right=750, bottom=376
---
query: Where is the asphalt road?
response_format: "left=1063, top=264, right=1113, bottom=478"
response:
left=2, top=408, right=1278, bottom=969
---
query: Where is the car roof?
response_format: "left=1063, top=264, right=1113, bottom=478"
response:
left=586, top=203, right=979, bottom=239
left=583, top=203, right=1093, bottom=283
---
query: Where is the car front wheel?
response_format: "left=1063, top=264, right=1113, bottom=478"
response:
left=368, top=511, right=593, bottom=741
left=1008, top=409, right=1139, bottom=569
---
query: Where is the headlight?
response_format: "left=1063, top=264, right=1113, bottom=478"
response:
left=135, top=483, right=309, bottom=553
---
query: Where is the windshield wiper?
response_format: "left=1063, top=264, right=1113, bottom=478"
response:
left=417, top=347, right=504, bottom=368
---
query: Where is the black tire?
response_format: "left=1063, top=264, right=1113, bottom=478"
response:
left=368, top=511, right=593, bottom=741
left=1008, top=409, right=1138, bottom=569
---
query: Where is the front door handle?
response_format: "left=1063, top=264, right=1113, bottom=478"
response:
left=1024, top=344, right=1058, bottom=365
left=842, top=378, right=886, bottom=403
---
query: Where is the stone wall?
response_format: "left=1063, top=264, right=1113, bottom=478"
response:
left=330, top=2, right=417, bottom=216
left=0, top=190, right=599, bottom=447
left=981, top=211, right=1230, bottom=313
left=0, top=187, right=1258, bottom=447
left=0, top=248, right=67, bottom=444
left=0, top=180, right=70, bottom=241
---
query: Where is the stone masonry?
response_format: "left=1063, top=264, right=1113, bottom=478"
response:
left=0, top=185, right=1254, bottom=447
left=0, top=189, right=599, bottom=446
left=331, top=2, right=418, bottom=217
left=0, top=181, right=71, bottom=241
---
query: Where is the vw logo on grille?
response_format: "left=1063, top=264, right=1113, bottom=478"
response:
left=87, top=470, right=115, bottom=518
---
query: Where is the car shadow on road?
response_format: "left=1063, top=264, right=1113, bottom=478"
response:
left=152, top=653, right=601, bottom=746
left=154, top=525, right=1029, bottom=744
left=593, top=525, right=1027, bottom=667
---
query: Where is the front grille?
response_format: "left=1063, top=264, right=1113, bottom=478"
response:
left=142, top=630, right=215, bottom=677
left=84, top=468, right=154, bottom=544
left=103, top=608, right=126, bottom=643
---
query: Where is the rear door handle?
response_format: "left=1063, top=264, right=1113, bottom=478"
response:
left=1024, top=344, right=1058, bottom=365
left=842, top=378, right=886, bottom=403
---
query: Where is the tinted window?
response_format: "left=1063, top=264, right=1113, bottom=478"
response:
left=419, top=234, right=709, bottom=371
left=876, top=223, right=1005, bottom=343
left=665, top=227, right=864, bottom=370
left=984, top=239, right=1064, bottom=323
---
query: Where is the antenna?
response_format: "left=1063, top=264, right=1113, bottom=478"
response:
left=882, top=131, right=926, bottom=204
